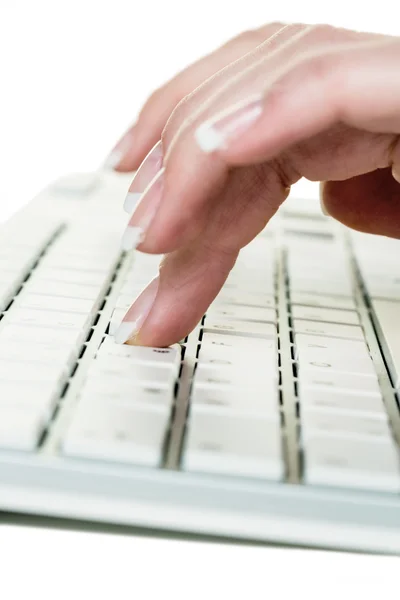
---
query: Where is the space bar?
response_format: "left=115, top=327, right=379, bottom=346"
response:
left=371, top=299, right=400, bottom=388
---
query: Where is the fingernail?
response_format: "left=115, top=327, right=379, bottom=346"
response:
left=393, top=165, right=400, bottom=184
left=319, top=182, right=329, bottom=216
left=114, top=277, right=159, bottom=344
left=121, top=168, right=165, bottom=250
left=104, top=128, right=135, bottom=170
left=195, top=95, right=263, bottom=153
left=123, top=141, right=163, bottom=213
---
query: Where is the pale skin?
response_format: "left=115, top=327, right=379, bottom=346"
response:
left=109, top=23, right=400, bottom=348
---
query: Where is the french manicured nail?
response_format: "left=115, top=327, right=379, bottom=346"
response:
left=121, top=168, right=165, bottom=251
left=393, top=165, right=400, bottom=184
left=195, top=95, right=263, bottom=153
left=104, top=128, right=135, bottom=170
left=319, top=183, right=329, bottom=216
left=123, top=141, right=163, bottom=213
left=114, top=277, right=159, bottom=344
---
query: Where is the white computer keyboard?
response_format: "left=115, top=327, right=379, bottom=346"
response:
left=1, top=170, right=400, bottom=555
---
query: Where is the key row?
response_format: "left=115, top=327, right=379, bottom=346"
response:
left=0, top=225, right=123, bottom=452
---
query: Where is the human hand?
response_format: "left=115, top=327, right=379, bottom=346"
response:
left=110, top=23, right=400, bottom=347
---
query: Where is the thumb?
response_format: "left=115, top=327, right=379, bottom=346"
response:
left=321, top=168, right=400, bottom=238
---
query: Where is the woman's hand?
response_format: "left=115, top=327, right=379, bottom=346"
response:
left=110, top=23, right=400, bottom=347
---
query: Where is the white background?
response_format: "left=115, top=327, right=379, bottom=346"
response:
left=1, top=1, right=400, bottom=597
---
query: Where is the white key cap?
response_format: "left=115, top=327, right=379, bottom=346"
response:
left=299, top=370, right=381, bottom=395
left=63, top=406, right=168, bottom=467
left=290, top=277, right=353, bottom=297
left=0, top=323, right=84, bottom=348
left=97, top=337, right=181, bottom=368
left=293, top=320, right=364, bottom=341
left=202, top=330, right=277, bottom=346
left=302, top=408, right=391, bottom=441
left=201, top=332, right=276, bottom=352
left=6, top=308, right=91, bottom=331
left=0, top=407, right=44, bottom=451
left=304, top=435, right=400, bottom=492
left=223, top=278, right=275, bottom=294
left=299, top=387, right=386, bottom=416
left=88, top=360, right=177, bottom=390
left=203, top=319, right=276, bottom=338
left=191, top=386, right=280, bottom=416
left=24, top=280, right=101, bottom=301
left=34, top=267, right=107, bottom=287
left=0, top=381, right=60, bottom=416
left=292, top=305, right=359, bottom=326
left=18, top=294, right=94, bottom=315
left=80, top=386, right=173, bottom=413
left=0, top=361, right=65, bottom=384
left=198, top=345, right=277, bottom=373
left=371, top=299, right=400, bottom=388
left=183, top=412, right=283, bottom=480
left=39, top=253, right=114, bottom=273
left=195, top=362, right=278, bottom=389
left=0, top=341, right=75, bottom=369
left=291, top=292, right=356, bottom=311
left=297, top=353, right=376, bottom=377
left=294, top=333, right=368, bottom=357
left=215, top=290, right=275, bottom=308
left=206, top=305, right=276, bottom=324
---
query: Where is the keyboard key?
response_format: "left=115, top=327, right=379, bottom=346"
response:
left=34, top=267, right=106, bottom=287
left=0, top=406, right=44, bottom=451
left=294, top=333, right=368, bottom=357
left=214, top=290, right=275, bottom=308
left=206, top=305, right=276, bottom=324
left=0, top=323, right=84, bottom=348
left=293, top=319, right=364, bottom=341
left=63, top=405, right=169, bottom=467
left=297, top=352, right=376, bottom=377
left=198, top=344, right=277, bottom=369
left=195, top=362, right=278, bottom=390
left=183, top=412, right=283, bottom=480
left=290, top=277, right=353, bottom=297
left=370, top=299, right=400, bottom=388
left=298, top=387, right=386, bottom=415
left=0, top=381, right=60, bottom=416
left=18, top=293, right=95, bottom=315
left=201, top=332, right=276, bottom=353
left=0, top=341, right=75, bottom=369
left=291, top=292, right=356, bottom=311
left=291, top=305, right=359, bottom=326
left=97, top=336, right=181, bottom=368
left=24, top=280, right=101, bottom=301
left=88, top=360, right=178, bottom=391
left=5, top=308, right=92, bottom=331
left=301, top=408, right=391, bottom=440
left=304, top=435, right=400, bottom=492
left=79, top=386, right=173, bottom=414
left=299, top=370, right=381, bottom=395
left=203, top=319, right=276, bottom=338
left=191, top=386, right=280, bottom=416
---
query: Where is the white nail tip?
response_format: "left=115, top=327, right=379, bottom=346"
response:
left=121, top=226, right=144, bottom=251
left=103, top=149, right=124, bottom=170
left=114, top=321, right=136, bottom=345
left=195, top=123, right=224, bottom=153
left=392, top=167, right=400, bottom=184
left=123, top=192, right=142, bottom=213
